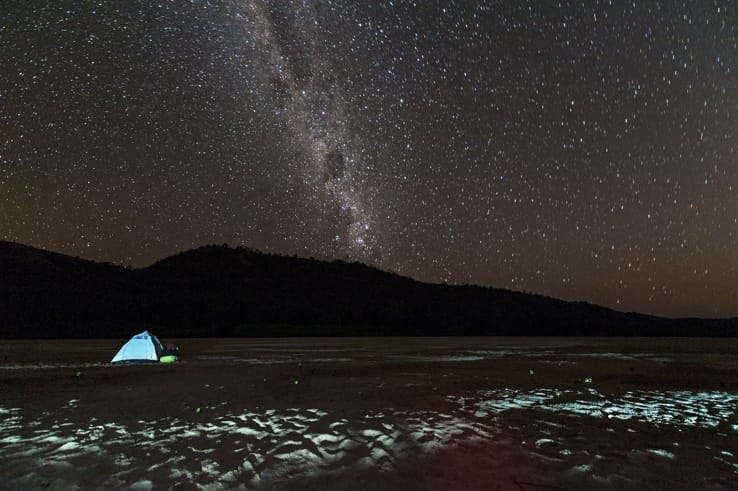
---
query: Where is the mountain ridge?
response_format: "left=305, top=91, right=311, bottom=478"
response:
left=1, top=241, right=736, bottom=338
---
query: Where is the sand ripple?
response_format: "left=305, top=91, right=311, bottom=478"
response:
left=4, top=388, right=738, bottom=489
left=472, top=388, right=738, bottom=428
left=0, top=404, right=491, bottom=490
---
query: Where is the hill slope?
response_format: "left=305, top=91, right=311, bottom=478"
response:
left=1, top=241, right=736, bottom=338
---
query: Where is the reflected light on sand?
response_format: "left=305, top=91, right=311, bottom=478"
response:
left=0, top=404, right=491, bottom=489
left=473, top=389, right=738, bottom=429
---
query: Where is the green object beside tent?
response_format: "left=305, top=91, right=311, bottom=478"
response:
left=160, top=355, right=177, bottom=364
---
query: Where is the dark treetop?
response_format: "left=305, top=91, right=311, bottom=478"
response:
left=2, top=241, right=736, bottom=339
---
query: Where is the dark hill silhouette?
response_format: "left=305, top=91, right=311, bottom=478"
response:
left=1, top=241, right=736, bottom=338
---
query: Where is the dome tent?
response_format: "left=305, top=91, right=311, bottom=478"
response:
left=111, top=330, right=164, bottom=364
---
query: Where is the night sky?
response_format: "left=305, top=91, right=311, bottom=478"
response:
left=2, top=1, right=736, bottom=318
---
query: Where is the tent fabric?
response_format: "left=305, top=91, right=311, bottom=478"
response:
left=111, top=330, right=164, bottom=364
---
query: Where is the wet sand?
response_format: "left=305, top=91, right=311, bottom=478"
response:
left=1, top=337, right=738, bottom=490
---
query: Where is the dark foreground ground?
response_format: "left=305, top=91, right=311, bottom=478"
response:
left=1, top=337, right=738, bottom=490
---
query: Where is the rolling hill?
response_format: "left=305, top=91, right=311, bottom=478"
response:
left=1, top=241, right=736, bottom=338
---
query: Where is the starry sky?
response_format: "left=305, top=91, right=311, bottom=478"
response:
left=2, top=1, right=736, bottom=318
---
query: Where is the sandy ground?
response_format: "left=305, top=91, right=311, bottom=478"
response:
left=1, top=336, right=738, bottom=490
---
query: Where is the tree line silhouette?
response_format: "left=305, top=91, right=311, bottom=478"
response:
left=1, top=241, right=736, bottom=338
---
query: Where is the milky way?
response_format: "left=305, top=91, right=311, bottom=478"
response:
left=245, top=1, right=375, bottom=259
left=1, top=1, right=736, bottom=317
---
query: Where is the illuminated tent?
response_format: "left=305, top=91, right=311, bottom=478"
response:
left=111, top=330, right=163, bottom=364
